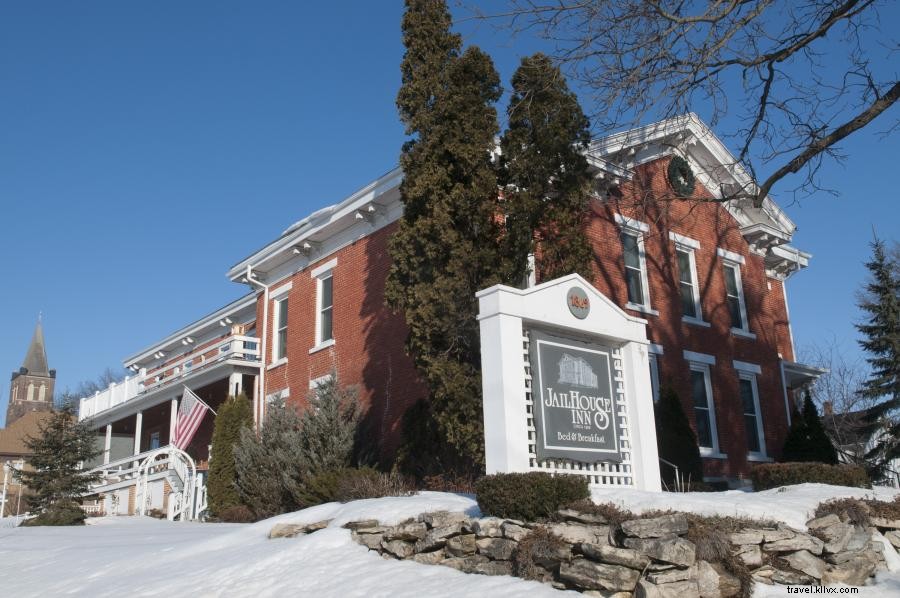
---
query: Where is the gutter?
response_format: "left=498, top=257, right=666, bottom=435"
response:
left=243, top=264, right=270, bottom=428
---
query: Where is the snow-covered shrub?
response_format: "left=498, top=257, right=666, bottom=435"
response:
left=335, top=467, right=413, bottom=501
left=475, top=472, right=588, bottom=520
left=216, top=504, right=256, bottom=523
left=750, top=462, right=869, bottom=490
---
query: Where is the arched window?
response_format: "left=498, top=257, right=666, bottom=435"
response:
left=38, top=384, right=46, bottom=402
left=26, top=383, right=34, bottom=401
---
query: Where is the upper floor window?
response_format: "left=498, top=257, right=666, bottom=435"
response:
left=717, top=248, right=751, bottom=335
left=616, top=214, right=653, bottom=313
left=670, top=232, right=704, bottom=324
left=274, top=296, right=288, bottom=361
left=310, top=258, right=338, bottom=350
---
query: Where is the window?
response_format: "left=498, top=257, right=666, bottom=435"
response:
left=734, top=360, right=765, bottom=458
left=669, top=232, right=703, bottom=324
left=717, top=248, right=750, bottom=335
left=616, top=214, right=652, bottom=312
left=149, top=432, right=160, bottom=450
left=649, top=350, right=661, bottom=403
left=684, top=351, right=720, bottom=455
left=318, top=273, right=334, bottom=344
left=274, top=297, right=288, bottom=361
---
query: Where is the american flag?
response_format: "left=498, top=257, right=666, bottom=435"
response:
left=173, top=386, right=212, bottom=450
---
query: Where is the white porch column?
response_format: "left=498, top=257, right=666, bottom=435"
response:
left=169, top=398, right=178, bottom=445
left=229, top=372, right=243, bottom=397
left=622, top=342, right=662, bottom=492
left=103, top=424, right=112, bottom=465
left=133, top=411, right=143, bottom=456
left=479, top=312, right=531, bottom=474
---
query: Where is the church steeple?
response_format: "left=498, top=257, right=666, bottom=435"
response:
left=21, top=318, right=50, bottom=377
left=6, top=317, right=55, bottom=426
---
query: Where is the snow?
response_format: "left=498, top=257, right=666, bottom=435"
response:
left=2, top=486, right=900, bottom=597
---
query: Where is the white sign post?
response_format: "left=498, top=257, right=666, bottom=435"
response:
left=476, top=274, right=662, bottom=491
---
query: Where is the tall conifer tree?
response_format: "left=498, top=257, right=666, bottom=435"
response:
left=387, top=0, right=503, bottom=472
left=499, top=53, right=594, bottom=284
left=856, top=238, right=900, bottom=478
left=207, top=394, right=253, bottom=516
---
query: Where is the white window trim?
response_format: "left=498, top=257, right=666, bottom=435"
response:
left=648, top=343, right=664, bottom=355
left=683, top=350, right=715, bottom=365
left=721, top=257, right=752, bottom=336
left=308, top=373, right=334, bottom=390
left=618, top=219, right=653, bottom=312
left=270, top=281, right=292, bottom=299
left=733, top=360, right=762, bottom=375
left=271, top=296, right=289, bottom=366
left=265, top=388, right=289, bottom=404
left=672, top=236, right=705, bottom=325
left=312, top=268, right=335, bottom=350
left=310, top=257, right=338, bottom=279
left=687, top=361, right=722, bottom=457
left=738, top=371, right=768, bottom=460
left=716, top=247, right=745, bottom=265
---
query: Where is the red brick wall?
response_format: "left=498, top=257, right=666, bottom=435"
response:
left=256, top=155, right=797, bottom=477
left=260, top=223, right=427, bottom=459
left=582, top=156, right=793, bottom=479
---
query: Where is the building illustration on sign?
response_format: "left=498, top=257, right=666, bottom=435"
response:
left=558, top=354, right=599, bottom=388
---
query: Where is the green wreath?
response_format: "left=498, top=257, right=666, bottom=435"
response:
left=667, top=155, right=696, bottom=196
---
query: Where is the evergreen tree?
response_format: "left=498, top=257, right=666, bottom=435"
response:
left=233, top=398, right=302, bottom=519
left=14, top=403, right=101, bottom=525
left=856, top=238, right=900, bottom=478
left=653, top=386, right=704, bottom=489
left=207, top=394, right=252, bottom=516
left=284, top=375, right=360, bottom=507
left=499, top=53, right=594, bottom=284
left=387, top=0, right=504, bottom=473
left=781, top=392, right=838, bottom=464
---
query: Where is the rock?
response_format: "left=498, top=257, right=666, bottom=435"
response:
left=446, top=534, right=477, bottom=557
left=806, top=514, right=841, bottom=530
left=762, top=527, right=796, bottom=542
left=344, top=519, right=381, bottom=531
left=763, top=533, right=824, bottom=554
left=771, top=568, right=814, bottom=585
left=750, top=565, right=776, bottom=585
left=355, top=532, right=385, bottom=551
left=268, top=520, right=331, bottom=539
left=547, top=522, right=611, bottom=545
left=635, top=579, right=701, bottom=598
left=419, top=511, right=469, bottom=529
left=885, top=530, right=900, bottom=548
left=440, top=555, right=489, bottom=573
left=623, top=535, right=697, bottom=567
left=733, top=544, right=762, bottom=567
left=381, top=539, right=415, bottom=559
left=501, top=521, right=529, bottom=542
left=870, top=517, right=900, bottom=530
left=646, top=566, right=694, bottom=584
left=558, top=559, right=641, bottom=592
left=412, top=549, right=446, bottom=565
left=818, top=522, right=854, bottom=554
left=583, top=592, right=632, bottom=598
left=621, top=514, right=689, bottom=538
left=728, top=530, right=764, bottom=545
left=415, top=522, right=464, bottom=552
left=696, top=561, right=741, bottom=598
left=580, top=543, right=651, bottom=570
left=476, top=537, right=517, bottom=560
left=782, top=550, right=827, bottom=579
left=471, top=518, right=504, bottom=538
left=846, top=527, right=870, bottom=552
left=822, top=556, right=876, bottom=586
left=533, top=544, right=573, bottom=568
left=383, top=521, right=428, bottom=542
left=474, top=560, right=514, bottom=576
left=558, top=508, right=608, bottom=525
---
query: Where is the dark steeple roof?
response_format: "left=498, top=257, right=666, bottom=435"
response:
left=21, top=319, right=50, bottom=376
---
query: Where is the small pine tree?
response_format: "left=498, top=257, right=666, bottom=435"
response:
left=284, top=375, right=361, bottom=507
left=781, top=392, right=838, bottom=464
left=207, top=394, right=253, bottom=516
left=654, top=386, right=704, bottom=489
left=855, top=238, right=900, bottom=479
left=499, top=52, right=594, bottom=284
left=14, top=403, right=101, bottom=525
left=233, top=398, right=303, bottom=520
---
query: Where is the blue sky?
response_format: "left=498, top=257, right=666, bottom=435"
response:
left=0, top=2, right=897, bottom=426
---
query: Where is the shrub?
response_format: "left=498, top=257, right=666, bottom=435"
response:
left=475, top=472, right=589, bottom=521
left=814, top=495, right=900, bottom=527
left=750, top=462, right=869, bottom=491
left=513, top=527, right=567, bottom=581
left=208, top=394, right=253, bottom=516
left=23, top=502, right=86, bottom=526
left=335, top=467, right=414, bottom=501
left=781, top=393, right=838, bottom=464
left=654, top=386, right=704, bottom=490
left=215, top=504, right=256, bottom=523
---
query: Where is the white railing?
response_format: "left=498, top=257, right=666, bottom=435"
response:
left=79, top=335, right=260, bottom=420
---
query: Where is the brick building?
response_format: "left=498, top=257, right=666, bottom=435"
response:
left=78, top=114, right=820, bottom=498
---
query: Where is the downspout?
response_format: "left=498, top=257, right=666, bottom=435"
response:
left=244, top=264, right=270, bottom=428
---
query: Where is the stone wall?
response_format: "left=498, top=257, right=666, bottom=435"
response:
left=274, top=505, right=900, bottom=597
